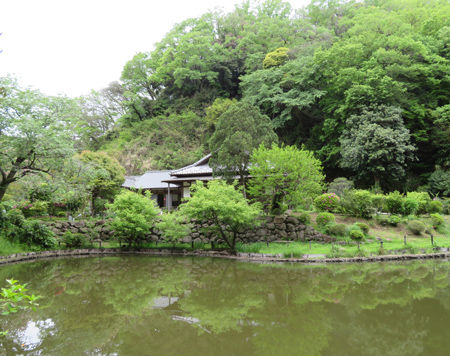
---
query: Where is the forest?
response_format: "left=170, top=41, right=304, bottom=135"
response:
left=1, top=0, right=449, bottom=206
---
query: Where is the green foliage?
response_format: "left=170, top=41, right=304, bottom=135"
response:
left=262, top=47, right=290, bottom=69
left=428, top=200, right=443, bottom=214
left=407, top=220, right=426, bottom=235
left=296, top=212, right=311, bottom=225
left=406, top=192, right=431, bottom=215
left=208, top=101, right=278, bottom=192
left=349, top=229, right=364, bottom=242
left=371, top=194, right=385, bottom=212
left=327, top=223, right=347, bottom=237
left=28, top=183, right=53, bottom=202
left=205, top=98, right=237, bottom=131
left=316, top=212, right=335, bottom=227
left=156, top=212, right=191, bottom=245
left=340, top=106, right=416, bottom=187
left=108, top=190, right=159, bottom=247
left=61, top=231, right=87, bottom=248
left=354, top=222, right=369, bottom=235
left=402, top=197, right=419, bottom=216
left=0, top=76, right=78, bottom=201
left=21, top=220, right=57, bottom=248
left=327, top=177, right=354, bottom=197
left=77, top=151, right=125, bottom=215
left=388, top=215, right=402, bottom=227
left=1, top=279, right=40, bottom=316
left=340, top=190, right=374, bottom=218
left=430, top=213, right=444, bottom=228
left=314, top=193, right=340, bottom=212
left=385, top=191, right=404, bottom=215
left=249, top=144, right=324, bottom=213
left=179, top=180, right=262, bottom=251
left=427, top=169, right=450, bottom=197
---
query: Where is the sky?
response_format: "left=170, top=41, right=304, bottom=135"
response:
left=0, top=0, right=310, bottom=97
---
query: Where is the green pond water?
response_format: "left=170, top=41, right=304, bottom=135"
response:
left=0, top=256, right=449, bottom=356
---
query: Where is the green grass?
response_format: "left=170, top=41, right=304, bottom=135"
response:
left=0, top=237, right=36, bottom=256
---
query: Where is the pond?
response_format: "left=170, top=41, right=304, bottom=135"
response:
left=0, top=256, right=449, bottom=355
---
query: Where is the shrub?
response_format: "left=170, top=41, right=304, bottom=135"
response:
left=108, top=190, right=160, bottom=247
left=402, top=197, right=419, bottom=215
left=28, top=183, right=53, bottom=202
left=61, top=231, right=87, bottom=248
left=375, top=214, right=389, bottom=226
left=442, top=199, right=449, bottom=215
left=406, top=192, right=431, bottom=215
left=388, top=215, right=402, bottom=226
left=316, top=212, right=335, bottom=226
left=385, top=191, right=404, bottom=215
left=371, top=194, right=385, bottom=212
left=354, top=222, right=369, bottom=234
left=407, top=220, right=426, bottom=235
left=314, top=193, right=340, bottom=212
left=430, top=213, right=444, bottom=228
left=297, top=212, right=311, bottom=225
left=5, top=209, right=25, bottom=227
left=327, top=177, right=354, bottom=197
left=21, top=220, right=57, bottom=248
left=156, top=212, right=191, bottom=245
left=349, top=229, right=364, bottom=241
left=428, top=200, right=443, bottom=214
left=327, top=223, right=347, bottom=236
left=340, top=190, right=374, bottom=218
left=427, top=169, right=450, bottom=197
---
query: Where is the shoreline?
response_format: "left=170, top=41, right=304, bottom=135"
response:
left=0, top=248, right=449, bottom=265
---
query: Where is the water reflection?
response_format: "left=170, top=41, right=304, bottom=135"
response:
left=0, top=257, right=448, bottom=355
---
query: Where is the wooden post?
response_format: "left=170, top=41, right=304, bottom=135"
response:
left=167, top=183, right=171, bottom=212
left=404, top=233, right=407, bottom=245
left=309, top=240, right=311, bottom=250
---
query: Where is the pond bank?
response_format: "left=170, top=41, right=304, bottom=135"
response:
left=0, top=248, right=449, bottom=265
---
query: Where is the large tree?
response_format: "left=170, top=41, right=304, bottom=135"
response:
left=339, top=105, right=416, bottom=188
left=0, top=77, right=78, bottom=201
left=208, top=101, right=278, bottom=197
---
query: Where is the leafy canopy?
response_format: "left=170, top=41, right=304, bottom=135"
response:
left=248, top=144, right=325, bottom=213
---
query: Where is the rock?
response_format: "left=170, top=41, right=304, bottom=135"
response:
left=278, top=230, right=288, bottom=238
left=257, top=229, right=268, bottom=237
left=286, top=223, right=295, bottom=232
left=285, top=216, right=299, bottom=225
left=274, top=216, right=285, bottom=224
left=266, top=223, right=275, bottom=230
left=95, top=220, right=105, bottom=226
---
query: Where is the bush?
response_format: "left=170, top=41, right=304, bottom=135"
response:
left=314, top=193, right=340, bottom=212
left=156, top=212, right=191, bottom=245
left=402, top=197, right=419, bottom=215
left=371, top=194, right=385, bottom=212
left=297, top=212, right=311, bottom=225
left=349, top=229, right=364, bottom=241
left=375, top=214, right=389, bottom=226
left=427, top=169, right=450, bottom=197
left=388, top=215, right=402, bottom=226
left=19, top=200, right=48, bottom=217
left=327, top=223, right=347, bottom=236
left=327, top=177, right=354, bottom=197
left=340, top=190, right=374, bottom=218
left=430, top=213, right=444, bottom=228
left=5, top=208, right=25, bottom=227
left=21, top=220, right=57, bottom=248
left=316, top=212, right=335, bottom=226
left=108, top=190, right=160, bottom=247
left=61, top=231, right=87, bottom=248
left=428, top=200, right=443, bottom=214
left=385, top=191, right=404, bottom=215
left=442, top=199, right=450, bottom=215
left=354, top=222, right=369, bottom=234
left=406, top=192, right=431, bottom=215
left=407, top=220, right=426, bottom=235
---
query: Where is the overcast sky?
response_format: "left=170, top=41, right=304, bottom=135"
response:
left=0, top=0, right=310, bottom=97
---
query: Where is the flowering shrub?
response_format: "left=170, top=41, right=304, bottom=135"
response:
left=314, top=193, right=340, bottom=212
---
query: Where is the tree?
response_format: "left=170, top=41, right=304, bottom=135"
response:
left=0, top=77, right=78, bottom=201
left=179, top=180, right=262, bottom=252
left=156, top=211, right=192, bottom=246
left=339, top=105, right=416, bottom=188
left=208, top=101, right=278, bottom=197
left=248, top=144, right=325, bottom=214
left=107, top=190, right=159, bottom=247
left=76, top=151, right=125, bottom=215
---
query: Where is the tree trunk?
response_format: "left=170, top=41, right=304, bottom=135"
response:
left=0, top=183, right=9, bottom=201
left=374, top=174, right=381, bottom=188
left=240, top=174, right=247, bottom=199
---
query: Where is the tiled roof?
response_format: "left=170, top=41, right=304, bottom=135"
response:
left=123, top=170, right=171, bottom=190
left=170, top=154, right=212, bottom=176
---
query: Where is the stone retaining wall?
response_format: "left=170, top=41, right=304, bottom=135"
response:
left=0, top=248, right=448, bottom=266
left=45, top=214, right=335, bottom=245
